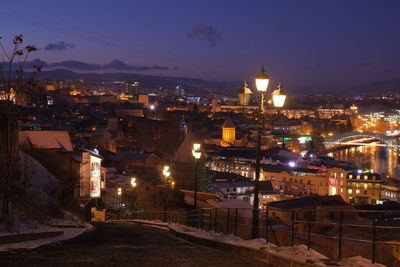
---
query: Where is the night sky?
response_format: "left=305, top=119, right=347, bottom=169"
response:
left=1, top=0, right=400, bottom=90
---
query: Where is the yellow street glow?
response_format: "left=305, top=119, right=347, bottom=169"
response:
left=192, top=143, right=201, bottom=159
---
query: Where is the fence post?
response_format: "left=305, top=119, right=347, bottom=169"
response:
left=291, top=210, right=295, bottom=246
left=307, top=219, right=311, bottom=250
left=226, top=208, right=230, bottom=235
left=209, top=209, right=212, bottom=231
left=234, top=208, right=238, bottom=236
left=338, top=211, right=343, bottom=258
left=265, top=206, right=269, bottom=243
left=201, top=209, right=204, bottom=230
left=214, top=208, right=218, bottom=233
left=372, top=213, right=377, bottom=264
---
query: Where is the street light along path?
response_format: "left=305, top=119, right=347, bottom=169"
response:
left=0, top=222, right=268, bottom=266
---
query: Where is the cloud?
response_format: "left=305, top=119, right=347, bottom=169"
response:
left=17, top=59, right=175, bottom=72
left=187, top=24, right=221, bottom=46
left=45, top=41, right=76, bottom=51
left=358, top=61, right=373, bottom=68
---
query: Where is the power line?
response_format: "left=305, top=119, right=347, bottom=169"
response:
left=0, top=9, right=154, bottom=56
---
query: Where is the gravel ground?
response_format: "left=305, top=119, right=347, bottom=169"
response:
left=0, top=222, right=269, bottom=266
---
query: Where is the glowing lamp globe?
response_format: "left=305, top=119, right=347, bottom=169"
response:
left=131, top=177, right=137, bottom=187
left=255, top=66, right=270, bottom=92
left=162, top=165, right=171, bottom=178
left=192, top=143, right=201, bottom=159
left=272, top=82, right=287, bottom=108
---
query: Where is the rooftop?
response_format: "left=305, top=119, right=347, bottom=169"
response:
left=221, top=116, right=236, bottom=129
left=19, top=130, right=73, bottom=152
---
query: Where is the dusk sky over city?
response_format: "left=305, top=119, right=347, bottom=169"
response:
left=2, top=0, right=400, bottom=89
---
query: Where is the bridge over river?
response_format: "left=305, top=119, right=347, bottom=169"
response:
left=323, top=131, right=400, bottom=152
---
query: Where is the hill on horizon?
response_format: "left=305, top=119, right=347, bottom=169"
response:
left=38, top=69, right=241, bottom=96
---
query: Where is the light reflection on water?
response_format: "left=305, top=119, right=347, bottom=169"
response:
left=332, top=145, right=400, bottom=178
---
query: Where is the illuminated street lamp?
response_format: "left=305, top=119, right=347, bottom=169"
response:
left=129, top=178, right=137, bottom=216
left=163, top=165, right=171, bottom=179
left=254, top=65, right=270, bottom=111
left=149, top=104, right=156, bottom=119
left=130, top=177, right=137, bottom=188
left=272, top=82, right=288, bottom=149
left=252, top=66, right=270, bottom=239
left=272, top=82, right=287, bottom=108
left=116, top=187, right=123, bottom=210
left=192, top=143, right=201, bottom=209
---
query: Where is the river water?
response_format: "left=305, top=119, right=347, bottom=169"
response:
left=331, top=144, right=400, bottom=178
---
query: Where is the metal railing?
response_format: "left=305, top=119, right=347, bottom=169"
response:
left=111, top=208, right=400, bottom=267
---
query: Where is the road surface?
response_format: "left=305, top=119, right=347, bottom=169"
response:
left=0, top=222, right=268, bottom=266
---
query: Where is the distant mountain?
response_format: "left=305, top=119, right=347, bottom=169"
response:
left=38, top=69, right=241, bottom=96
left=351, top=78, right=400, bottom=96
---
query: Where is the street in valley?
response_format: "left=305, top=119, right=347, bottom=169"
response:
left=0, top=222, right=268, bottom=266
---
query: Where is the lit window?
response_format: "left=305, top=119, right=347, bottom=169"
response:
left=356, top=189, right=360, bottom=194
left=349, top=175, right=353, bottom=179
left=348, top=189, right=353, bottom=194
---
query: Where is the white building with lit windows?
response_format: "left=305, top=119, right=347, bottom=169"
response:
left=78, top=149, right=103, bottom=199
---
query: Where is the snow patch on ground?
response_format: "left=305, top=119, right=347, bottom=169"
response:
left=147, top=222, right=383, bottom=267
left=0, top=223, right=92, bottom=252
left=337, top=256, right=386, bottom=267
left=0, top=210, right=86, bottom=237
left=268, top=245, right=327, bottom=266
left=169, top=224, right=327, bottom=265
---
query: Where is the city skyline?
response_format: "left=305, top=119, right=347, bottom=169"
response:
left=1, top=0, right=400, bottom=91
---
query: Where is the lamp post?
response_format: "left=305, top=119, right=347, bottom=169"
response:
left=272, top=82, right=288, bottom=149
left=163, top=165, right=171, bottom=183
left=252, top=66, right=270, bottom=239
left=192, top=143, right=201, bottom=210
left=130, top=177, right=137, bottom=217
left=162, top=166, right=172, bottom=222
left=116, top=187, right=122, bottom=210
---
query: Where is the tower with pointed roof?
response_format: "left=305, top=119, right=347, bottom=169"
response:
left=350, top=104, right=358, bottom=116
left=221, top=116, right=236, bottom=144
left=179, top=115, right=188, bottom=137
